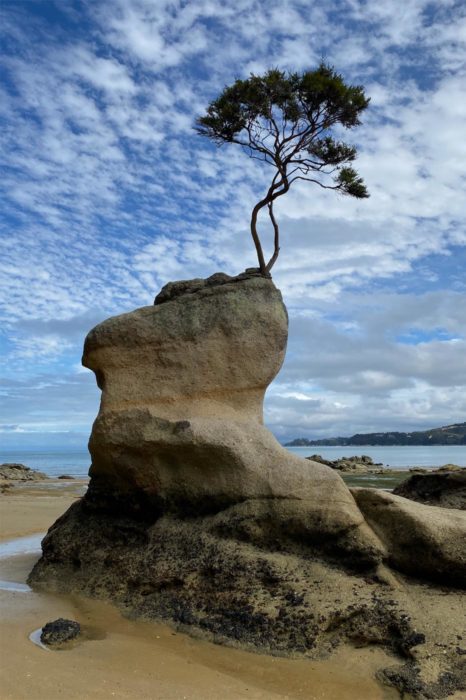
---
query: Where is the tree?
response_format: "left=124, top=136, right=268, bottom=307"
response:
left=196, top=64, right=370, bottom=276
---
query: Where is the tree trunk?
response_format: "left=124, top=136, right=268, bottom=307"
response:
left=265, top=201, right=280, bottom=273
left=250, top=202, right=268, bottom=275
left=250, top=170, right=288, bottom=276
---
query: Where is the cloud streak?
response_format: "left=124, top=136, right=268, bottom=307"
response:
left=1, top=0, right=465, bottom=443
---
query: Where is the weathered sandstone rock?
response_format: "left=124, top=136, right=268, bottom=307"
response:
left=84, top=272, right=287, bottom=425
left=30, top=493, right=466, bottom=698
left=77, top=272, right=379, bottom=563
left=27, top=498, right=427, bottom=654
left=352, top=488, right=466, bottom=586
left=29, top=271, right=466, bottom=698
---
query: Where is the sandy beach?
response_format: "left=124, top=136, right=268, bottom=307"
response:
left=0, top=482, right=405, bottom=699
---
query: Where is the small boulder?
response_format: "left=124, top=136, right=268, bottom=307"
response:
left=307, top=455, right=384, bottom=473
left=58, top=475, right=75, bottom=480
left=40, top=618, right=80, bottom=646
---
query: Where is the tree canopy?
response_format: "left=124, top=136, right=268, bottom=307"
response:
left=196, top=64, right=370, bottom=275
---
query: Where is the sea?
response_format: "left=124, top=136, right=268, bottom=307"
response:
left=0, top=445, right=465, bottom=479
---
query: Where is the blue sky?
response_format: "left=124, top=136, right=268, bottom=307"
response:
left=1, top=0, right=465, bottom=448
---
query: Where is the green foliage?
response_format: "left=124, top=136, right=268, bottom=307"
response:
left=196, top=63, right=370, bottom=274
left=336, top=167, right=369, bottom=197
left=197, top=65, right=369, bottom=143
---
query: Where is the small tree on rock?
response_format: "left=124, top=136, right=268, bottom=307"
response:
left=196, top=64, right=370, bottom=276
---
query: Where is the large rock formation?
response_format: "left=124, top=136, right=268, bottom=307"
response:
left=393, top=468, right=466, bottom=510
left=29, top=271, right=466, bottom=699
left=64, top=271, right=382, bottom=563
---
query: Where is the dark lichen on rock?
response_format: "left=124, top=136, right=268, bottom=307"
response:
left=40, top=618, right=81, bottom=647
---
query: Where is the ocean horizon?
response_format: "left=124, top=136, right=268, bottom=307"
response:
left=1, top=444, right=465, bottom=478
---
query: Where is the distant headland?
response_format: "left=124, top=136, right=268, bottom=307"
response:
left=285, top=422, right=466, bottom=447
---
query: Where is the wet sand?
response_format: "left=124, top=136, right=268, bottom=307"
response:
left=1, top=484, right=400, bottom=699
left=0, top=480, right=86, bottom=541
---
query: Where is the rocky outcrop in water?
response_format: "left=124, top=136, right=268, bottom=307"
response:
left=29, top=271, right=466, bottom=699
left=307, top=454, right=385, bottom=473
left=0, top=463, right=47, bottom=481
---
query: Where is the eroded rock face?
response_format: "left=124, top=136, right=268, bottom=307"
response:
left=78, top=272, right=378, bottom=557
left=30, top=270, right=385, bottom=580
left=352, top=488, right=466, bottom=586
left=84, top=272, right=287, bottom=425
left=29, top=271, right=466, bottom=698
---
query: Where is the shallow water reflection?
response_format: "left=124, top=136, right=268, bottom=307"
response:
left=29, top=627, right=50, bottom=651
left=0, top=579, right=31, bottom=592
left=0, top=533, right=44, bottom=559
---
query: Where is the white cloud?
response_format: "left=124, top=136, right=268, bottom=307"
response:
left=12, top=335, right=72, bottom=361
left=1, top=0, right=465, bottom=440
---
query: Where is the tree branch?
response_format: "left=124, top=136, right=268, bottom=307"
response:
left=288, top=174, right=341, bottom=189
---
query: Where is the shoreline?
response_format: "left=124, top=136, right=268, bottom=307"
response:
left=2, top=443, right=466, bottom=482
left=2, top=462, right=463, bottom=505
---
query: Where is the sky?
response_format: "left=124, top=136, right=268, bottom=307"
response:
left=1, top=0, right=465, bottom=449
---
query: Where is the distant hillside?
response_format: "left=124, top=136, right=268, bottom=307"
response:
left=285, top=422, right=466, bottom=447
